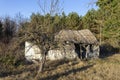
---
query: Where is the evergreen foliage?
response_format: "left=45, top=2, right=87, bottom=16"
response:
left=0, top=0, right=119, bottom=75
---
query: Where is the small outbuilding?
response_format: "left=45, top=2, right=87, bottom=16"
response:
left=55, top=29, right=99, bottom=59
left=25, top=29, right=99, bottom=62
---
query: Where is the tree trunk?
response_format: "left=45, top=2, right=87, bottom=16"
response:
left=35, top=50, right=47, bottom=78
left=38, top=54, right=46, bottom=73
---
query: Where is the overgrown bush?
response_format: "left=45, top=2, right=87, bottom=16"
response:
left=0, top=42, right=25, bottom=65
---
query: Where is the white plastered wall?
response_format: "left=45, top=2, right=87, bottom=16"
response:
left=25, top=41, right=42, bottom=61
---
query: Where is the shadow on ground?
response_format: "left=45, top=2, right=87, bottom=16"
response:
left=0, top=59, right=78, bottom=78
left=40, top=64, right=94, bottom=80
left=99, top=43, right=119, bottom=58
left=0, top=63, right=37, bottom=78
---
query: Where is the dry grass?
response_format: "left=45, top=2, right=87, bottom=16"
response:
left=0, top=53, right=120, bottom=80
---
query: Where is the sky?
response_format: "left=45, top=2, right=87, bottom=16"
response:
left=0, top=0, right=98, bottom=18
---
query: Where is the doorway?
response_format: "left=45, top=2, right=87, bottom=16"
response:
left=74, top=43, right=80, bottom=58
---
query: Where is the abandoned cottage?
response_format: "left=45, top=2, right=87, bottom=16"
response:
left=25, top=29, right=99, bottom=62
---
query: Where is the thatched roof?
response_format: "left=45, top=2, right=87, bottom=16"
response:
left=55, top=29, right=98, bottom=44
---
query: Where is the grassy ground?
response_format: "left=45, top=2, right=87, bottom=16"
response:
left=0, top=53, right=120, bottom=80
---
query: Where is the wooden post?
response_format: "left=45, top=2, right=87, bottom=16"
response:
left=79, top=44, right=82, bottom=60
left=86, top=45, right=90, bottom=59
left=100, top=25, right=102, bottom=45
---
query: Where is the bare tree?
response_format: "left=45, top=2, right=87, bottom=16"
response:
left=21, top=0, right=62, bottom=78
left=36, top=0, right=62, bottom=73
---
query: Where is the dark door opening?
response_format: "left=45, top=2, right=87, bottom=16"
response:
left=74, top=43, right=80, bottom=58
left=81, top=45, right=86, bottom=59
